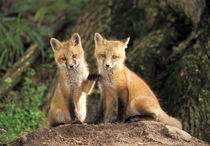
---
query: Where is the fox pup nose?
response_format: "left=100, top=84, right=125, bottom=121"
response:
left=106, top=64, right=110, bottom=68
left=69, top=65, right=73, bottom=68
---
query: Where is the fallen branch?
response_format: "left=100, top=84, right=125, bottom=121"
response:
left=0, top=44, right=39, bottom=98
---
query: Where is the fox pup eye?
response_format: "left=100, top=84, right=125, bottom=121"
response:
left=100, top=54, right=106, bottom=58
left=112, top=55, right=117, bottom=59
left=61, top=57, right=66, bottom=61
left=72, top=54, right=77, bottom=58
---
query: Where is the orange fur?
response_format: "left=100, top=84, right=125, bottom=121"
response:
left=48, top=33, right=96, bottom=127
left=94, top=32, right=182, bottom=129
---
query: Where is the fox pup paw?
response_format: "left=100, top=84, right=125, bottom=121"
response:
left=71, top=119, right=83, bottom=124
left=88, top=74, right=102, bottom=81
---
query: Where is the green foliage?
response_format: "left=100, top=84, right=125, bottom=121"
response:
left=0, top=15, right=45, bottom=70
left=0, top=16, right=48, bottom=71
left=0, top=68, right=46, bottom=143
left=11, top=0, right=85, bottom=24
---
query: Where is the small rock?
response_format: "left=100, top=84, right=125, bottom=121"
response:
left=164, top=125, right=191, bottom=142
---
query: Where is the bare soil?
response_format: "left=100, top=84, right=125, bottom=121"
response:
left=10, top=117, right=209, bottom=146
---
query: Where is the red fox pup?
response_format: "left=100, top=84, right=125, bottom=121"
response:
left=94, top=32, right=182, bottom=129
left=48, top=33, right=97, bottom=127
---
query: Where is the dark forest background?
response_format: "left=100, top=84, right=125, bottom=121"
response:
left=0, top=0, right=209, bottom=143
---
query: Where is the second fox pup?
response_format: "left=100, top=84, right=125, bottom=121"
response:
left=48, top=33, right=97, bottom=127
left=94, top=32, right=182, bottom=129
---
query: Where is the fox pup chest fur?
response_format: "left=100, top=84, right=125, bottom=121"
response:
left=94, top=33, right=182, bottom=129
left=48, top=33, right=96, bottom=127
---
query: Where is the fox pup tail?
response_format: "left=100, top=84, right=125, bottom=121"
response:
left=158, top=110, right=182, bottom=129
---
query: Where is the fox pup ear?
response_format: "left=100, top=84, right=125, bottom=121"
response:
left=94, top=32, right=104, bottom=46
left=70, top=33, right=82, bottom=47
left=121, top=37, right=130, bottom=49
left=50, top=38, right=62, bottom=51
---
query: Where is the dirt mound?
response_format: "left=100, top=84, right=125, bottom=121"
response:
left=11, top=118, right=208, bottom=146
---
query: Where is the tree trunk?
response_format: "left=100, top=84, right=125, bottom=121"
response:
left=159, top=8, right=210, bottom=141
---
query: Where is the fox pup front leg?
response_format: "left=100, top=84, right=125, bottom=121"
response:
left=82, top=74, right=101, bottom=94
left=117, top=89, right=129, bottom=122
left=103, top=86, right=118, bottom=123
left=92, top=82, right=106, bottom=124
left=94, top=85, right=113, bottom=123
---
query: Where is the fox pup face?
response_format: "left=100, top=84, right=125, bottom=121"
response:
left=94, top=33, right=130, bottom=71
left=50, top=33, right=84, bottom=69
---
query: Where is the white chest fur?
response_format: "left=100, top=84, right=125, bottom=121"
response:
left=65, top=61, right=88, bottom=88
left=63, top=61, right=88, bottom=122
